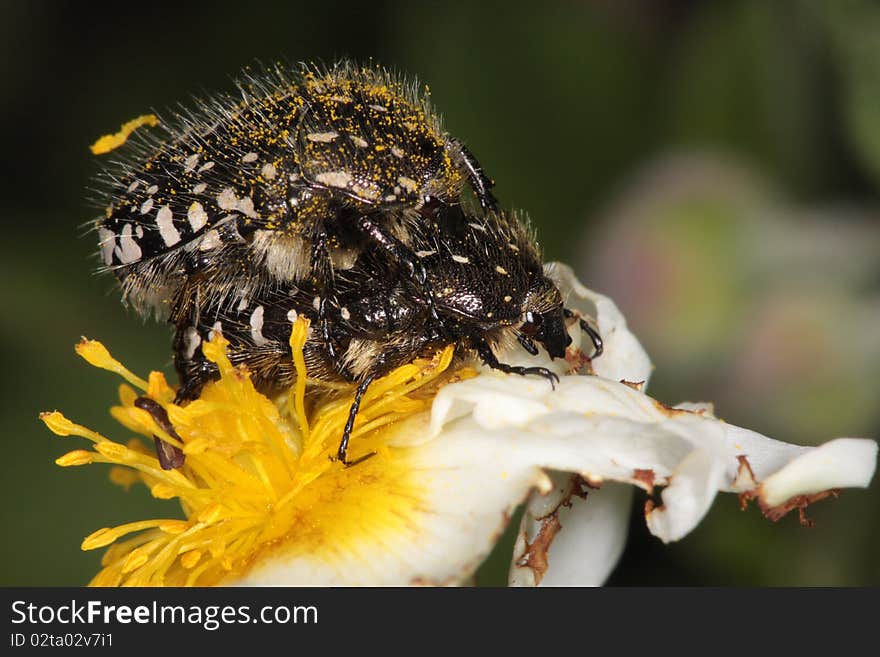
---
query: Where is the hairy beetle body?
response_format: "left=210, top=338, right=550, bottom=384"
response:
left=92, top=62, right=600, bottom=467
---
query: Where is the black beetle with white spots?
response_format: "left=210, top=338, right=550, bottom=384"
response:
left=93, top=61, right=603, bottom=467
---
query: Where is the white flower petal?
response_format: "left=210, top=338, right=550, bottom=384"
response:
left=429, top=373, right=877, bottom=547
left=643, top=448, right=726, bottom=542
left=760, top=438, right=879, bottom=507
left=510, top=476, right=632, bottom=587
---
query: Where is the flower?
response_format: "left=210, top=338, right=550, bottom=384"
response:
left=41, top=264, right=877, bottom=586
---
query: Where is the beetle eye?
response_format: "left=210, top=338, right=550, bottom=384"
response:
left=520, top=311, right=542, bottom=336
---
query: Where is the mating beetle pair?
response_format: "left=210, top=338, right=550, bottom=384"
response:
left=95, top=62, right=602, bottom=467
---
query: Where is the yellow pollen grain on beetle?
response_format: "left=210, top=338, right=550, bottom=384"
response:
left=89, top=114, right=160, bottom=155
left=42, top=317, right=474, bottom=586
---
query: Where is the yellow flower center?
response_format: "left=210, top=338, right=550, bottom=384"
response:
left=41, top=318, right=472, bottom=586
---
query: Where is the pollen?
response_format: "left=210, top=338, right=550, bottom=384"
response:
left=89, top=114, right=160, bottom=155
left=41, top=317, right=472, bottom=586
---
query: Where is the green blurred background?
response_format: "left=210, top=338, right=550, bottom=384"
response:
left=1, top=0, right=877, bottom=586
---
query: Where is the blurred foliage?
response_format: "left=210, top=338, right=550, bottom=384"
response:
left=1, top=0, right=877, bottom=586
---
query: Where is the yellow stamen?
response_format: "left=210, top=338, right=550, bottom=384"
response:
left=94, top=440, right=129, bottom=461
left=180, top=550, right=202, bottom=569
left=147, top=371, right=175, bottom=403
left=89, top=114, right=159, bottom=155
left=83, top=520, right=173, bottom=550
left=159, top=520, right=190, bottom=535
left=149, top=483, right=177, bottom=499
left=41, top=411, right=107, bottom=443
left=288, top=317, right=311, bottom=443
left=46, top=317, right=465, bottom=586
left=118, top=384, right=138, bottom=408
left=76, top=339, right=149, bottom=390
left=56, top=450, right=95, bottom=467
left=109, top=466, right=140, bottom=491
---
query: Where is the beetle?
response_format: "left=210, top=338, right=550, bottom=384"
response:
left=92, top=61, right=602, bottom=468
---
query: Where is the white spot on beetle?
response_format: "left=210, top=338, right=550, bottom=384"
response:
left=98, top=227, right=115, bottom=265
left=135, top=225, right=144, bottom=238
left=261, top=163, right=277, bottom=180
left=115, top=223, right=142, bottom=264
left=416, top=250, right=436, bottom=258
left=187, top=202, right=208, bottom=232
left=236, top=195, right=258, bottom=219
left=508, top=243, right=520, bottom=252
left=397, top=176, right=417, bottom=193
left=146, top=184, right=158, bottom=195
left=217, top=187, right=237, bottom=210
left=495, top=265, right=509, bottom=275
left=216, top=187, right=259, bottom=218
left=369, top=104, right=387, bottom=112
left=198, top=161, right=215, bottom=172
left=452, top=254, right=470, bottom=264
left=384, top=194, right=397, bottom=202
left=199, top=229, right=221, bottom=251
left=349, top=135, right=368, bottom=148
left=184, top=326, right=201, bottom=360
left=350, top=183, right=379, bottom=201
left=249, top=305, right=269, bottom=346
left=208, top=321, right=223, bottom=340
left=340, top=307, right=351, bottom=320
left=286, top=309, right=298, bottom=323
left=237, top=295, right=250, bottom=312
left=468, top=222, right=487, bottom=232
left=503, top=295, right=512, bottom=303
left=242, top=152, right=259, bottom=163
left=315, top=171, right=352, bottom=188
left=312, top=296, right=321, bottom=311
left=184, top=153, right=200, bottom=173
left=156, top=206, right=181, bottom=246
left=391, top=146, right=404, bottom=158
left=192, top=182, right=207, bottom=194
left=307, top=131, right=339, bottom=143
left=127, top=180, right=140, bottom=193
left=139, top=198, right=154, bottom=215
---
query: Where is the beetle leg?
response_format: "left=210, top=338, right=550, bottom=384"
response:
left=451, top=139, right=498, bottom=212
left=332, top=372, right=379, bottom=467
left=134, top=397, right=186, bottom=470
left=167, top=322, right=227, bottom=469
left=517, top=333, right=539, bottom=355
left=173, top=317, right=221, bottom=402
left=474, top=337, right=559, bottom=389
left=564, top=308, right=603, bottom=359
left=309, top=228, right=344, bottom=360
